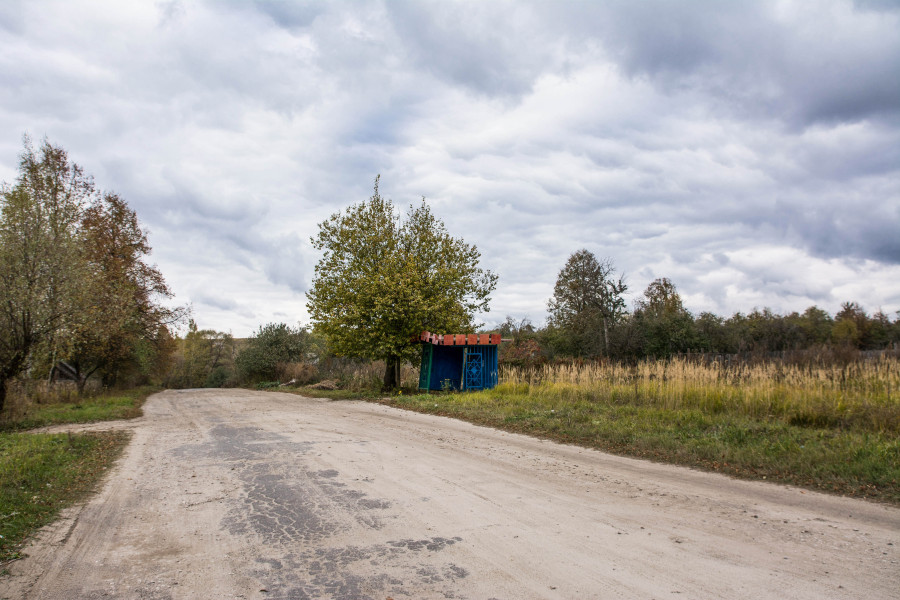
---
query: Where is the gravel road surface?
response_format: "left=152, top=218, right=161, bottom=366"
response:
left=2, top=389, right=897, bottom=599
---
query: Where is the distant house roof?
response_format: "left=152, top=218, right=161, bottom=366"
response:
left=51, top=361, right=78, bottom=381
left=418, top=331, right=501, bottom=346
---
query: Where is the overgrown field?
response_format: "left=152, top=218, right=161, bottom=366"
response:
left=384, top=355, right=900, bottom=504
left=0, top=388, right=154, bottom=565
left=502, top=356, right=900, bottom=432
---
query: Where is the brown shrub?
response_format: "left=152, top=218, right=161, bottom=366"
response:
left=276, top=362, right=319, bottom=385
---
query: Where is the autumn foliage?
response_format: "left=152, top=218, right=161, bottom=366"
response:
left=0, top=137, right=185, bottom=410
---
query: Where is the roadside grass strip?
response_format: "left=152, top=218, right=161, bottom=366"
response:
left=0, top=386, right=157, bottom=432
left=0, top=387, right=154, bottom=565
left=288, top=388, right=377, bottom=401
left=0, top=430, right=129, bottom=563
left=383, top=385, right=900, bottom=505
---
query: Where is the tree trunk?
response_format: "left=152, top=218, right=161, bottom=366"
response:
left=382, top=356, right=400, bottom=391
left=0, top=378, right=6, bottom=414
left=603, top=318, right=610, bottom=356
left=77, top=365, right=102, bottom=396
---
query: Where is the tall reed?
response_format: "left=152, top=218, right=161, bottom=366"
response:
left=497, top=355, right=900, bottom=433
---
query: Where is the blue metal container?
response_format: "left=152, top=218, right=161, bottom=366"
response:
left=417, top=332, right=500, bottom=391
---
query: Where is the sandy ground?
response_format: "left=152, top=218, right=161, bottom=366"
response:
left=1, top=389, right=897, bottom=600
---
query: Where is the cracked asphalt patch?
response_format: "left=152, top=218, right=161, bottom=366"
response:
left=176, top=424, right=463, bottom=599
left=246, top=537, right=469, bottom=600
left=3, top=389, right=898, bottom=599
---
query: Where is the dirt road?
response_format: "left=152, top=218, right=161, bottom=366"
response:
left=2, top=389, right=897, bottom=599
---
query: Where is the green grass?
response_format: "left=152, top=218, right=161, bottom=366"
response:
left=0, top=430, right=129, bottom=562
left=0, top=386, right=157, bottom=432
left=379, top=387, right=900, bottom=505
left=259, top=360, right=900, bottom=505
left=0, top=387, right=155, bottom=564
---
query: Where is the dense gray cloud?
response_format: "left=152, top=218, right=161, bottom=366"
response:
left=1, top=0, right=898, bottom=336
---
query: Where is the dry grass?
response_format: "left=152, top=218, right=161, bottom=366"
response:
left=275, top=362, right=320, bottom=385
left=499, top=355, right=900, bottom=433
left=0, top=385, right=157, bottom=432
left=1, top=379, right=103, bottom=425
left=384, top=354, right=900, bottom=503
left=292, top=358, right=419, bottom=392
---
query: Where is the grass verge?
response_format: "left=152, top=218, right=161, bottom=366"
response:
left=379, top=388, right=900, bottom=505
left=0, top=386, right=158, bottom=432
left=0, top=430, right=130, bottom=563
left=0, top=386, right=156, bottom=565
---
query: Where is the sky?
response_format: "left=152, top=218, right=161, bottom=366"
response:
left=1, top=0, right=898, bottom=336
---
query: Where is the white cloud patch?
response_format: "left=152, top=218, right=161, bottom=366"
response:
left=1, top=0, right=898, bottom=335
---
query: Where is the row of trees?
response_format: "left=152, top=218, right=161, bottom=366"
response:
left=502, top=249, right=900, bottom=364
left=3, top=168, right=499, bottom=397
left=0, top=137, right=184, bottom=409
left=165, top=321, right=313, bottom=389
left=302, top=182, right=898, bottom=384
left=5, top=149, right=894, bottom=401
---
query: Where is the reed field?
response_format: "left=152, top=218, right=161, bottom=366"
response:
left=388, top=353, right=900, bottom=504
left=497, top=354, right=900, bottom=433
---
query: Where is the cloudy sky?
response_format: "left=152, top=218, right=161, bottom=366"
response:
left=2, top=0, right=898, bottom=336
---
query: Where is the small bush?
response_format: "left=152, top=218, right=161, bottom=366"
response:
left=276, top=362, right=319, bottom=385
left=204, top=366, right=231, bottom=388
left=236, top=323, right=309, bottom=384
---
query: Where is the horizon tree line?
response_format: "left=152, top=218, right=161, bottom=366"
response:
left=4, top=138, right=897, bottom=403
left=500, top=249, right=900, bottom=366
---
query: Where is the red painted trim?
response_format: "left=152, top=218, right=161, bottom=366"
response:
left=418, top=331, right=501, bottom=346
